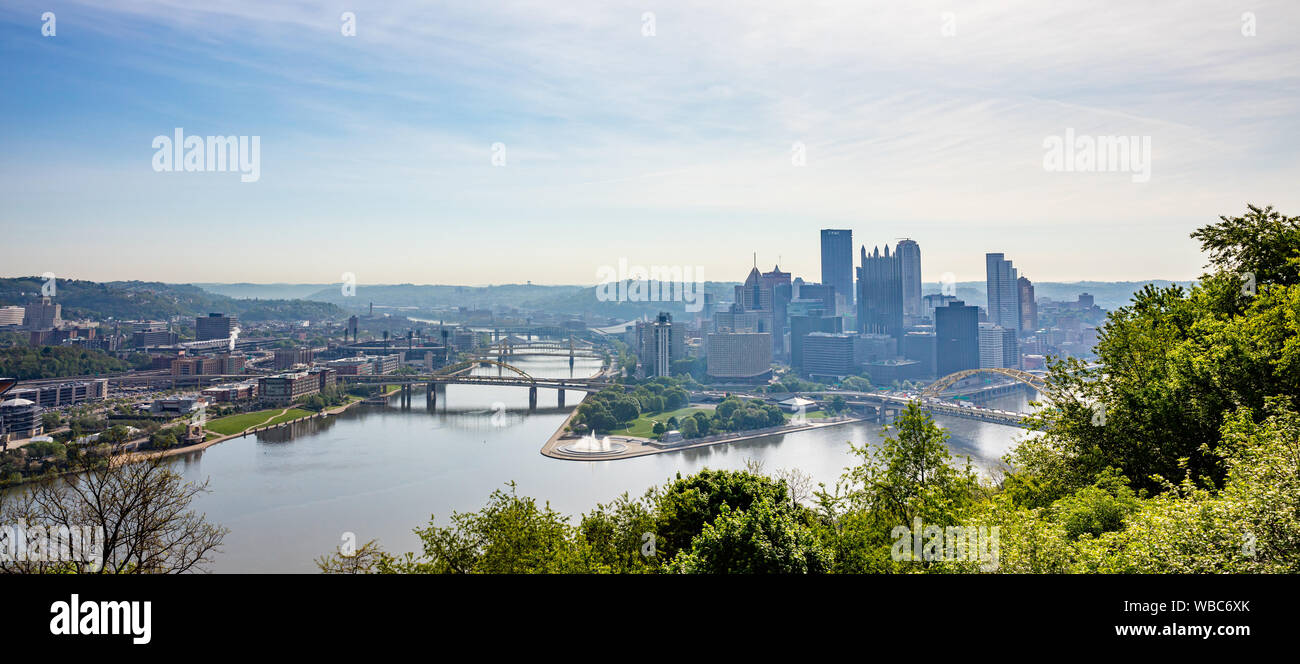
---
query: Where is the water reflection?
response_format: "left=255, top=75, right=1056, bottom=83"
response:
left=159, top=356, right=1038, bottom=572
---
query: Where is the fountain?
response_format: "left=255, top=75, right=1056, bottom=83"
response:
left=560, top=432, right=626, bottom=456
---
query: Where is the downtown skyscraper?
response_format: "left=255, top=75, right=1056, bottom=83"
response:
left=820, top=229, right=853, bottom=312
left=856, top=244, right=904, bottom=341
left=985, top=253, right=1022, bottom=336
left=896, top=239, right=922, bottom=323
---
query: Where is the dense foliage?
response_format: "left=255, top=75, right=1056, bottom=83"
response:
left=0, top=346, right=138, bottom=379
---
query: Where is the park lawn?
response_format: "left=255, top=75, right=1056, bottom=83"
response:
left=609, top=406, right=710, bottom=437
left=787, top=410, right=829, bottom=421
left=205, top=408, right=313, bottom=436
left=264, top=409, right=314, bottom=427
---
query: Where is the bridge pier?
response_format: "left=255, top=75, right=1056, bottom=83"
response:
left=426, top=382, right=436, bottom=409
left=557, top=388, right=565, bottom=408
left=528, top=385, right=537, bottom=411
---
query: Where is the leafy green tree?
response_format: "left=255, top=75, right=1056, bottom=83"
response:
left=679, top=417, right=699, bottom=438
left=378, top=483, right=605, bottom=574
left=578, top=490, right=659, bottom=574
left=1015, top=205, right=1300, bottom=495
left=652, top=469, right=802, bottom=560
left=669, top=499, right=831, bottom=573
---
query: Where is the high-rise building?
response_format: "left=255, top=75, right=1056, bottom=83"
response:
left=793, top=279, right=836, bottom=313
left=636, top=312, right=684, bottom=377
left=196, top=313, right=238, bottom=342
left=896, top=239, right=922, bottom=323
left=802, top=332, right=856, bottom=379
left=820, top=229, right=854, bottom=311
left=985, top=253, right=1021, bottom=336
left=1018, top=276, right=1037, bottom=336
left=790, top=314, right=843, bottom=369
left=979, top=323, right=1019, bottom=369
left=22, top=298, right=61, bottom=330
left=922, top=293, right=958, bottom=321
left=274, top=347, right=314, bottom=370
left=935, top=300, right=979, bottom=377
left=901, top=331, right=938, bottom=378
left=856, top=245, right=904, bottom=341
left=706, top=332, right=772, bottom=380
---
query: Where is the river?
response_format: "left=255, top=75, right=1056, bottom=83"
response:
left=158, top=355, right=1037, bottom=572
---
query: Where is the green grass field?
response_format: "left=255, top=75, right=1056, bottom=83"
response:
left=205, top=408, right=314, bottom=436
left=609, top=406, right=711, bottom=437
left=609, top=405, right=831, bottom=438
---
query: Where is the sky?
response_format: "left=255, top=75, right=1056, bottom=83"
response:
left=1, top=0, right=1297, bottom=287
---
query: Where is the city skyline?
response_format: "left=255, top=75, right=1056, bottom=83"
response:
left=3, top=1, right=1298, bottom=285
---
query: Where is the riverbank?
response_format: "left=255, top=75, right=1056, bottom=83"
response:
left=131, top=397, right=368, bottom=462
left=540, top=412, right=864, bottom=461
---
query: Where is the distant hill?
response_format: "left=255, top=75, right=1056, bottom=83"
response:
left=293, top=281, right=740, bottom=318
left=922, top=280, right=1198, bottom=311
left=0, top=277, right=346, bottom=322
left=193, top=283, right=332, bottom=300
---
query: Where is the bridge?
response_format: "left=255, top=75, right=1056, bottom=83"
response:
left=343, top=358, right=616, bottom=409
left=922, top=368, right=1047, bottom=398
left=793, top=369, right=1049, bottom=428
left=471, top=337, right=606, bottom=362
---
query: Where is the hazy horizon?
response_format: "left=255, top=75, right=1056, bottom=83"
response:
left=3, top=1, right=1297, bottom=285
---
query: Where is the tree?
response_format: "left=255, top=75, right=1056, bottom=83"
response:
left=814, top=402, right=980, bottom=573
left=1014, top=205, right=1300, bottom=495
left=316, top=539, right=385, bottom=574
left=679, top=417, right=699, bottom=438
left=669, top=499, right=831, bottom=573
left=1190, top=204, right=1300, bottom=287
left=376, top=482, right=604, bottom=574
left=0, top=453, right=227, bottom=573
left=652, top=469, right=802, bottom=561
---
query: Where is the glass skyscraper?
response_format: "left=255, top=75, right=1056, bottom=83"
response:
left=896, top=239, right=922, bottom=322
left=985, top=253, right=1022, bottom=336
left=856, top=244, right=904, bottom=341
left=820, top=229, right=853, bottom=311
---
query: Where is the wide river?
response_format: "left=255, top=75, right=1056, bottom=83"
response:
left=162, top=356, right=1037, bottom=572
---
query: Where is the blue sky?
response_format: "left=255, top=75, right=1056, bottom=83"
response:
left=1, top=0, right=1297, bottom=286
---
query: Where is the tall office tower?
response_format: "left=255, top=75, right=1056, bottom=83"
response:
left=985, top=253, right=1022, bottom=336
left=820, top=229, right=854, bottom=311
left=856, top=245, right=904, bottom=341
left=762, top=266, right=791, bottom=355
left=1017, top=276, right=1037, bottom=337
left=652, top=313, right=672, bottom=377
left=935, top=300, right=979, bottom=376
left=196, top=312, right=238, bottom=341
left=896, top=239, right=922, bottom=323
left=636, top=312, right=683, bottom=377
